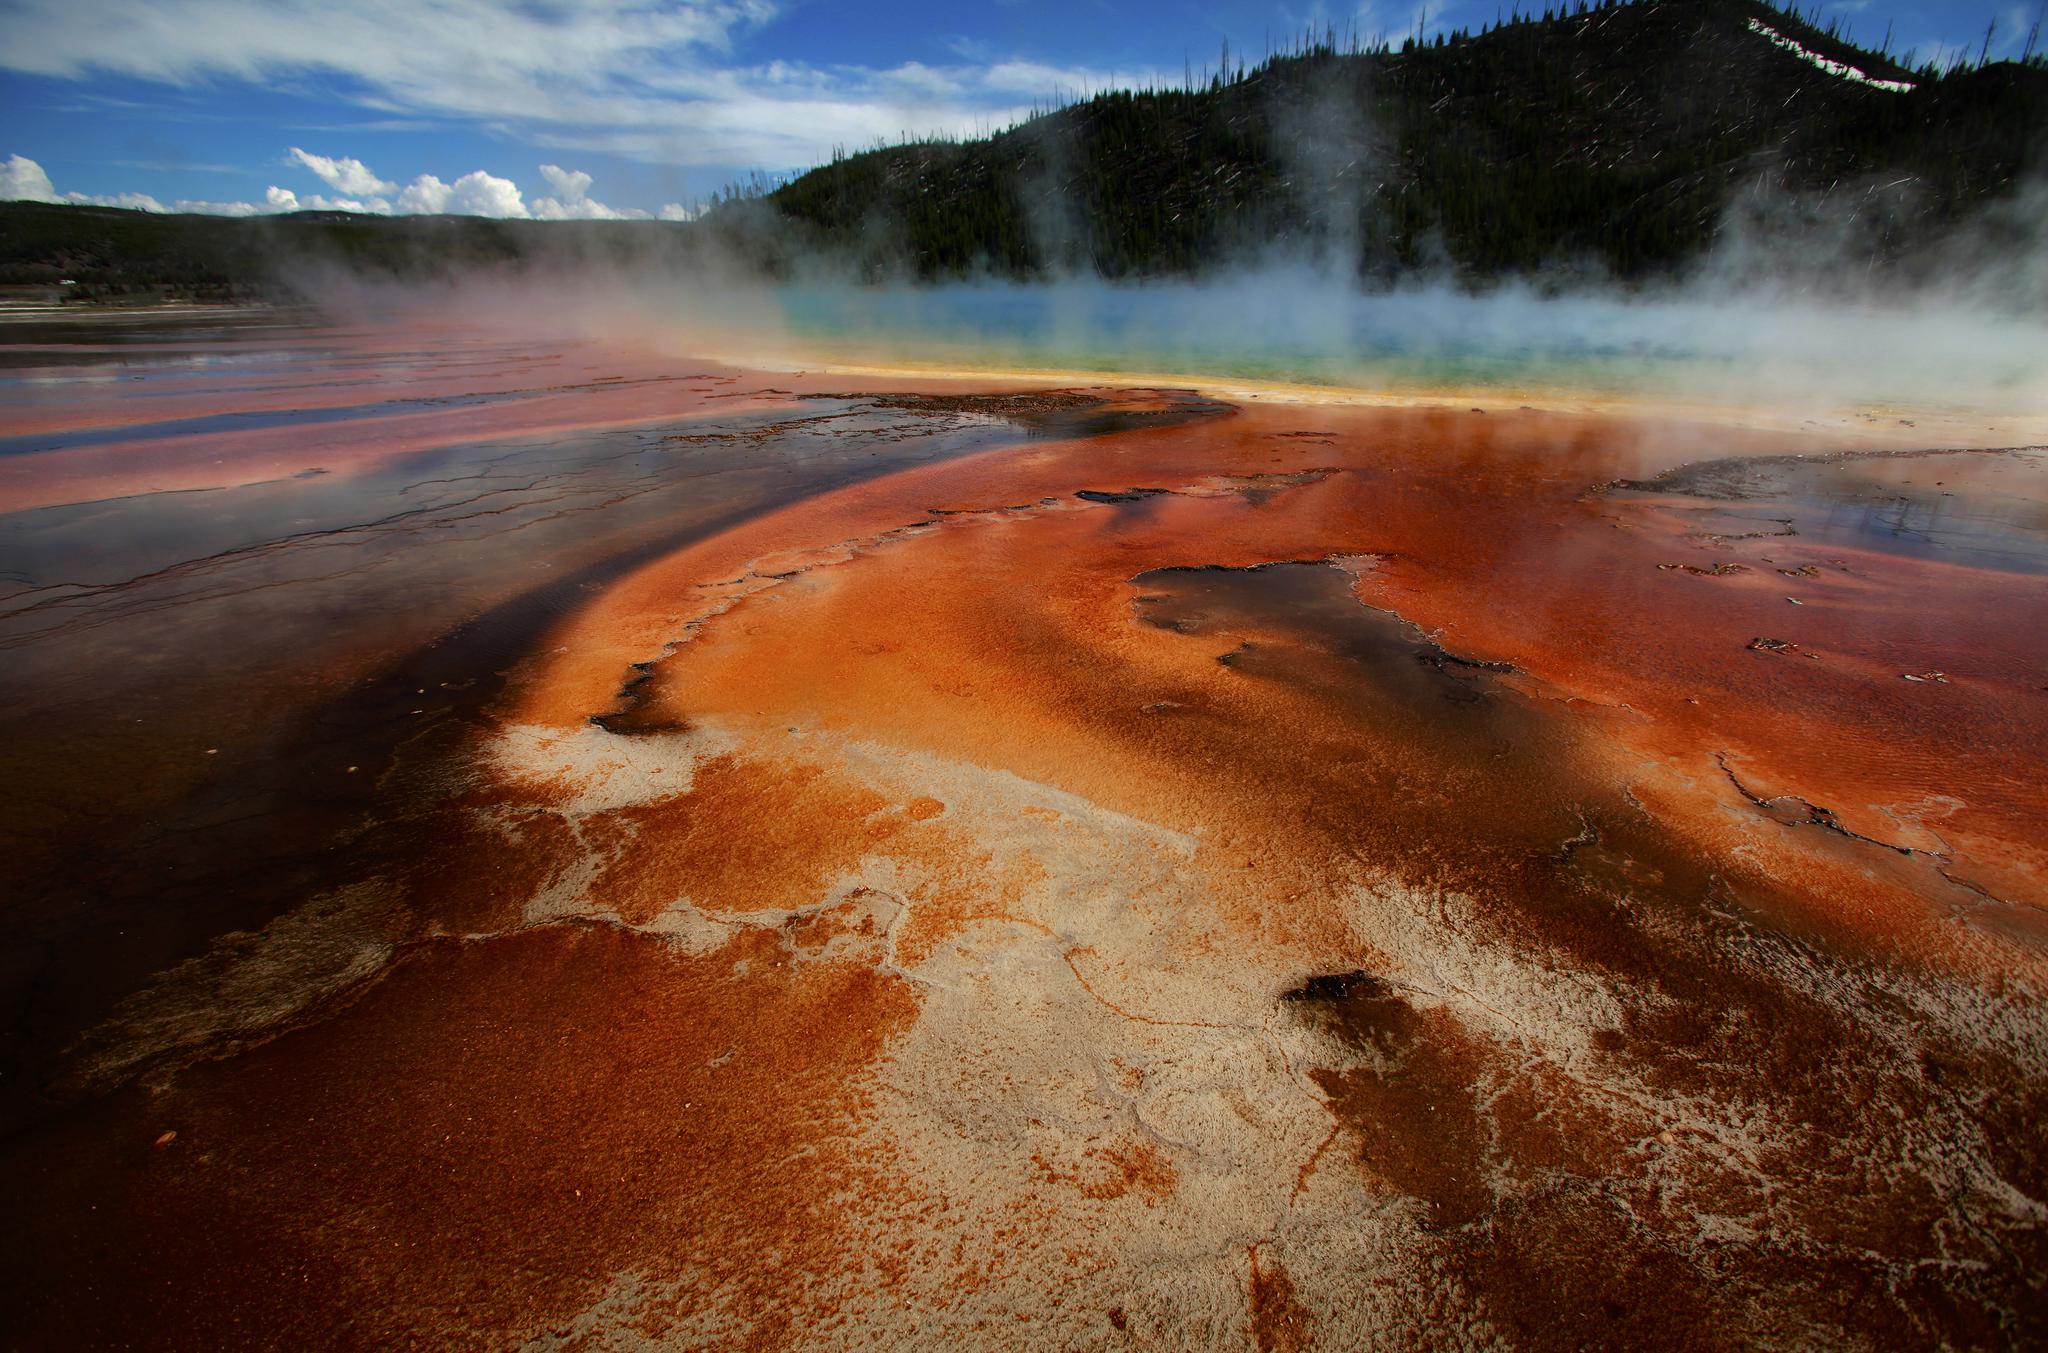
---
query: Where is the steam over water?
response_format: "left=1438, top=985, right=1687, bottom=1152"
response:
left=502, top=271, right=2048, bottom=412
left=790, top=283, right=2047, bottom=406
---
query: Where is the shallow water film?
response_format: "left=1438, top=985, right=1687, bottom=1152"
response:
left=3, top=304, right=2046, bottom=1351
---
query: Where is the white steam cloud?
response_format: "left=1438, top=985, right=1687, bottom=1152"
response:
left=762, top=271, right=2048, bottom=417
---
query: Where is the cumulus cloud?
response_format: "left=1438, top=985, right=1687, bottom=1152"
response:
left=171, top=195, right=272, bottom=217
left=0, top=0, right=1162, bottom=169
left=5, top=154, right=164, bottom=210
left=175, top=183, right=395, bottom=215
left=530, top=162, right=650, bottom=219
left=168, top=155, right=534, bottom=218
left=2, top=152, right=58, bottom=201
left=287, top=146, right=396, bottom=197
left=391, top=176, right=446, bottom=214
left=538, top=164, right=593, bottom=201
left=12, top=146, right=691, bottom=223
left=64, top=190, right=168, bottom=210
left=395, top=169, right=529, bottom=218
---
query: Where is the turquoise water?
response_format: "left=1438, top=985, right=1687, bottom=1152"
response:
left=773, top=278, right=2048, bottom=408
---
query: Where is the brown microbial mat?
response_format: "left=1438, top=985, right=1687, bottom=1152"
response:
left=3, top=310, right=2045, bottom=1351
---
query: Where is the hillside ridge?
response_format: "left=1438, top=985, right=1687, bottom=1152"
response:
left=2, top=0, right=2043, bottom=296
left=762, top=0, right=2047, bottom=281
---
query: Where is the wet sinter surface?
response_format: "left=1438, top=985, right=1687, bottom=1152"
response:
left=2, top=307, right=2045, bottom=1351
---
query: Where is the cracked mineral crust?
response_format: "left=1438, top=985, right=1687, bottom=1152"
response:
left=4, top=313, right=2046, bottom=1351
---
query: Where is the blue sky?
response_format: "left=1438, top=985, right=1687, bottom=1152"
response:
left=1, top=0, right=2040, bottom=218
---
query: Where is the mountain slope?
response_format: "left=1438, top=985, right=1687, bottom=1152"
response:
left=2, top=0, right=2042, bottom=296
left=762, top=0, right=2048, bottom=281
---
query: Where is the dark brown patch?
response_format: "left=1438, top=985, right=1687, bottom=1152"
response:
left=1249, top=1247, right=1313, bottom=1353
left=1302, top=988, right=1495, bottom=1229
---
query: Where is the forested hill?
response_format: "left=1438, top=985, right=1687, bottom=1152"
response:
left=3, top=0, right=2044, bottom=297
left=764, top=0, right=2048, bottom=282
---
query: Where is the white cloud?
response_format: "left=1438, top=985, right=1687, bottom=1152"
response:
left=392, top=176, right=446, bottom=213
left=0, top=0, right=766, bottom=87
left=2, top=153, right=59, bottom=201
left=305, top=195, right=387, bottom=212
left=441, top=170, right=527, bottom=218
left=979, top=59, right=1120, bottom=98
left=172, top=158, right=533, bottom=218
left=168, top=184, right=383, bottom=215
left=1907, top=38, right=1970, bottom=70
left=0, top=0, right=771, bottom=152
left=531, top=196, right=625, bottom=220
left=0, top=0, right=1162, bottom=171
left=394, top=169, right=528, bottom=217
left=2004, top=6, right=2035, bottom=56
left=173, top=196, right=270, bottom=216
left=20, top=148, right=770, bottom=226
left=6, top=155, right=166, bottom=210
left=286, top=146, right=397, bottom=196
left=1347, top=2, right=1436, bottom=46
left=63, top=190, right=167, bottom=210
left=538, top=164, right=593, bottom=201
left=530, top=162, right=648, bottom=219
